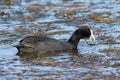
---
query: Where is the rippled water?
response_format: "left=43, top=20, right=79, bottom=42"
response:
left=0, top=0, right=120, bottom=79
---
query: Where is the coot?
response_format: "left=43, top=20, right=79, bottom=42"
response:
left=15, top=26, right=95, bottom=53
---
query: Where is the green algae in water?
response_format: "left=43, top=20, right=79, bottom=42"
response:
left=0, top=0, right=13, bottom=5
left=0, top=39, right=13, bottom=43
left=104, top=41, right=120, bottom=44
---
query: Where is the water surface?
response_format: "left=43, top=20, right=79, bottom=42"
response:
left=0, top=0, right=120, bottom=79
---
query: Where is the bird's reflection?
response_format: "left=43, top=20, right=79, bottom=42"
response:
left=16, top=49, right=79, bottom=61
left=16, top=49, right=94, bottom=67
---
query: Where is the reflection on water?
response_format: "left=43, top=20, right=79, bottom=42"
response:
left=0, top=0, right=120, bottom=79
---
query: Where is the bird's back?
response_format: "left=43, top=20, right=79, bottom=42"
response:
left=16, top=36, right=72, bottom=53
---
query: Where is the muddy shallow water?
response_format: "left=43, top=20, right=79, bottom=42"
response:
left=0, top=0, right=120, bottom=80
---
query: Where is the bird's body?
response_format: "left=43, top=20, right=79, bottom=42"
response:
left=15, top=26, right=95, bottom=54
left=17, top=36, right=73, bottom=53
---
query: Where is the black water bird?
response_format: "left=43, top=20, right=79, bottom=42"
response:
left=15, top=26, right=95, bottom=54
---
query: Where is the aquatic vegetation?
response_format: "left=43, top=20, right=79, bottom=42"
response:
left=25, top=4, right=45, bottom=12
left=100, top=47, right=120, bottom=53
left=89, top=13, right=114, bottom=23
left=0, top=0, right=12, bottom=5
left=0, top=0, right=120, bottom=80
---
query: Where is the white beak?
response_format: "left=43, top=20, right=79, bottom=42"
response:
left=89, top=29, right=95, bottom=41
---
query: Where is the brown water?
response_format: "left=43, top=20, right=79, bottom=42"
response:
left=0, top=0, right=120, bottom=80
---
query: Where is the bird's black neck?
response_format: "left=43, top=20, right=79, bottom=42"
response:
left=68, top=30, right=82, bottom=49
